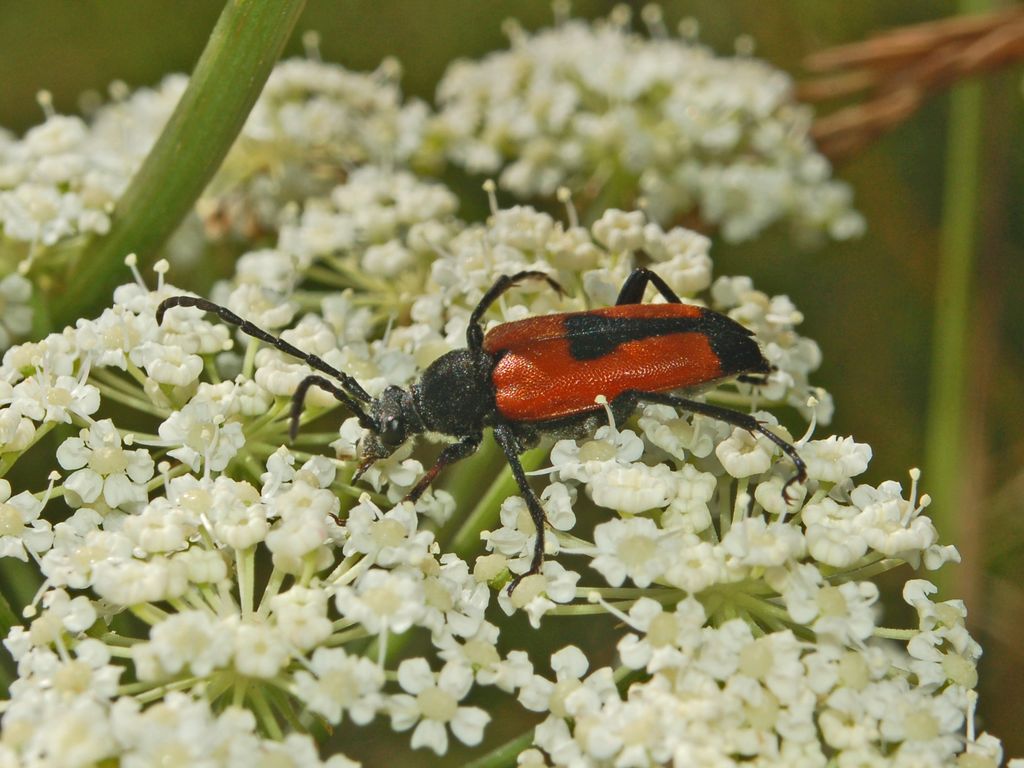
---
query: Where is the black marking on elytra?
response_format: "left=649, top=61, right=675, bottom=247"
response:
left=701, top=312, right=770, bottom=377
left=563, top=310, right=762, bottom=368
left=708, top=328, right=770, bottom=377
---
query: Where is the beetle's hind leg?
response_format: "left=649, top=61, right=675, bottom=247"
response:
left=615, top=266, right=683, bottom=305
left=492, top=422, right=549, bottom=594
left=616, top=389, right=808, bottom=502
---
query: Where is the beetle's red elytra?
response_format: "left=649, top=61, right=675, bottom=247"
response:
left=485, top=302, right=761, bottom=422
left=157, top=267, right=807, bottom=593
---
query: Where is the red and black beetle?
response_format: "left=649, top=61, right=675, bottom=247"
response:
left=157, top=267, right=806, bottom=590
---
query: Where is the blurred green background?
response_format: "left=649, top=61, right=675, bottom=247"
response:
left=1, top=0, right=1021, bottom=758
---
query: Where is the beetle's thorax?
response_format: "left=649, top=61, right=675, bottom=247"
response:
left=411, top=348, right=496, bottom=437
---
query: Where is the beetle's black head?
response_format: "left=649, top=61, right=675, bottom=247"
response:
left=355, top=386, right=424, bottom=477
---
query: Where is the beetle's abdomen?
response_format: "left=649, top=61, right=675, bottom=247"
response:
left=484, top=304, right=768, bottom=422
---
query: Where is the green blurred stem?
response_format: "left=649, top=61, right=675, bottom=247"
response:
left=924, top=0, right=989, bottom=592
left=53, top=0, right=307, bottom=328
left=0, top=587, right=20, bottom=654
left=463, top=730, right=536, bottom=768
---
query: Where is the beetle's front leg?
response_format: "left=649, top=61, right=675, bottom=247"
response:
left=405, top=433, right=482, bottom=502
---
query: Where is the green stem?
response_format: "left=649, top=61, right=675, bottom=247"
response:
left=0, top=588, right=20, bottom=668
left=0, top=422, right=56, bottom=477
left=463, top=729, right=537, bottom=768
left=249, top=684, right=284, bottom=740
left=54, top=0, right=307, bottom=327
left=873, top=626, right=917, bottom=641
left=924, top=0, right=989, bottom=593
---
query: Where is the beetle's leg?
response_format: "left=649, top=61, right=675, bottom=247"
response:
left=618, top=390, right=808, bottom=502
left=492, top=423, right=548, bottom=593
left=291, top=374, right=377, bottom=438
left=157, top=296, right=373, bottom=403
left=405, top=433, right=482, bottom=502
left=467, top=271, right=565, bottom=350
left=615, top=266, right=683, bottom=305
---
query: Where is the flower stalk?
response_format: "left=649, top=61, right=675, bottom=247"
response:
left=54, top=0, right=307, bottom=329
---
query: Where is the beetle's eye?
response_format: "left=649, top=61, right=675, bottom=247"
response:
left=381, top=417, right=404, bottom=447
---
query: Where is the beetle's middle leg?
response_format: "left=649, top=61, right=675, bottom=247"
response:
left=492, top=422, right=549, bottom=593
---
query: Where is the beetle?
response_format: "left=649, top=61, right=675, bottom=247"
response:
left=157, top=267, right=806, bottom=591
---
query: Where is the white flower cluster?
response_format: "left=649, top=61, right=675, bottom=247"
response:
left=0, top=169, right=1012, bottom=765
left=429, top=8, right=865, bottom=243
left=202, top=58, right=429, bottom=241
left=0, top=57, right=427, bottom=279
left=0, top=83, right=183, bottom=264
left=514, top=581, right=997, bottom=767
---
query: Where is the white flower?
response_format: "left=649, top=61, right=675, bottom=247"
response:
left=292, top=647, right=385, bottom=725
left=497, top=560, right=579, bottom=628
left=56, top=419, right=154, bottom=508
left=662, top=463, right=717, bottom=533
left=638, top=404, right=717, bottom=461
left=662, top=533, right=726, bottom=593
left=28, top=697, right=116, bottom=766
left=721, top=517, right=805, bottom=569
left=801, top=497, right=868, bottom=567
left=801, top=436, right=872, bottom=483
left=0, top=478, right=53, bottom=560
left=852, top=478, right=938, bottom=558
left=586, top=462, right=676, bottom=514
left=334, top=568, right=426, bottom=636
left=269, top=585, right=333, bottom=651
left=138, top=610, right=233, bottom=678
left=39, top=508, right=130, bottom=589
left=482, top=494, right=562, bottom=571
left=903, top=580, right=980, bottom=690
left=158, top=399, right=245, bottom=473
left=91, top=554, right=189, bottom=605
left=437, top=621, right=533, bottom=692
left=11, top=371, right=100, bottom=424
left=0, top=398, right=36, bottom=453
left=41, top=588, right=99, bottom=634
left=264, top=476, right=338, bottom=571
left=590, top=516, right=672, bottom=588
left=135, top=341, right=205, bottom=385
left=233, top=621, right=291, bottom=678
left=208, top=476, right=269, bottom=549
left=342, top=496, right=433, bottom=567
left=775, top=563, right=879, bottom=646
left=389, top=659, right=490, bottom=754
left=550, top=424, right=644, bottom=484
left=76, top=305, right=160, bottom=370
left=591, top=209, right=647, bottom=252
left=518, top=644, right=590, bottom=714
left=716, top=425, right=774, bottom=478
left=617, top=596, right=706, bottom=672
left=120, top=497, right=196, bottom=553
